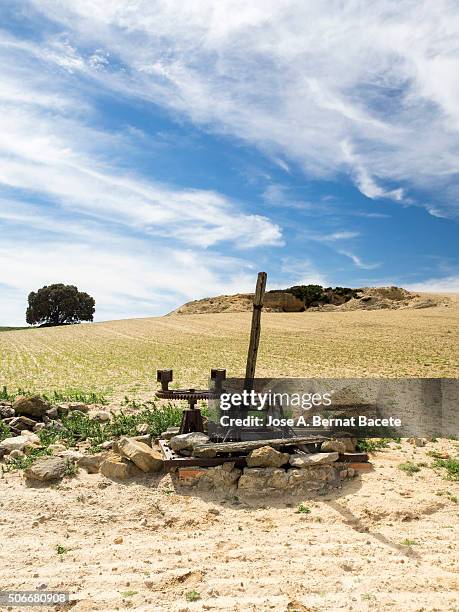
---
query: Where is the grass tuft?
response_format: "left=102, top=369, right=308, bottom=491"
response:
left=398, top=462, right=421, bottom=476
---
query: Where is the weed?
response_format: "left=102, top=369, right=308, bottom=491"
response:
left=398, top=462, right=421, bottom=476
left=400, top=538, right=418, bottom=546
left=56, top=544, right=68, bottom=555
left=296, top=504, right=311, bottom=514
left=2, top=447, right=52, bottom=473
left=64, top=460, right=78, bottom=477
left=356, top=439, right=391, bottom=452
left=185, top=590, right=200, bottom=602
left=433, top=458, right=459, bottom=481
left=426, top=450, right=447, bottom=459
left=121, top=591, right=138, bottom=598
left=0, top=420, right=10, bottom=442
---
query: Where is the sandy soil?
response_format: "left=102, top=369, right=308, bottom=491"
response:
left=1, top=439, right=458, bottom=612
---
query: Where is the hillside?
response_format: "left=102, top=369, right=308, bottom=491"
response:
left=0, top=293, right=457, bottom=398
left=170, top=287, right=450, bottom=315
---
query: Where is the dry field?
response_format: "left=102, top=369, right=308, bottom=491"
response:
left=0, top=294, right=458, bottom=398
left=1, top=438, right=458, bottom=611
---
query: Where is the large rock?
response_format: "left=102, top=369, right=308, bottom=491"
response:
left=169, top=432, right=209, bottom=452
left=0, top=432, right=40, bottom=453
left=289, top=452, right=339, bottom=468
left=0, top=405, right=15, bottom=419
left=99, top=453, right=140, bottom=480
left=246, top=445, right=289, bottom=468
left=8, top=416, right=37, bottom=431
left=78, top=453, right=107, bottom=474
left=238, top=467, right=289, bottom=493
left=57, top=402, right=90, bottom=415
left=24, top=457, right=68, bottom=481
left=321, top=439, right=348, bottom=453
left=13, top=396, right=50, bottom=418
left=117, top=437, right=163, bottom=472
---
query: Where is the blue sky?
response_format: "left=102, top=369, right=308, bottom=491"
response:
left=0, top=1, right=458, bottom=325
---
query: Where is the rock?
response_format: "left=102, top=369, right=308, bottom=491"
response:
left=289, top=452, right=339, bottom=467
left=93, top=410, right=111, bottom=422
left=341, top=438, right=357, bottom=453
left=24, top=457, right=68, bottom=481
left=288, top=466, right=337, bottom=490
left=321, top=439, right=348, bottom=453
left=60, top=449, right=84, bottom=461
left=20, top=430, right=40, bottom=444
left=99, top=453, right=140, bottom=480
left=0, top=433, right=39, bottom=453
left=45, top=407, right=59, bottom=420
left=8, top=416, right=37, bottom=431
left=69, top=402, right=90, bottom=413
left=0, top=405, right=15, bottom=419
left=169, top=432, right=209, bottom=452
left=160, top=426, right=180, bottom=440
left=238, top=467, right=289, bottom=493
left=174, top=462, right=241, bottom=491
left=117, top=438, right=163, bottom=473
left=48, top=443, right=67, bottom=455
left=113, top=536, right=123, bottom=544
left=78, top=453, right=107, bottom=473
left=99, top=440, right=114, bottom=449
left=13, top=396, right=50, bottom=418
left=136, top=423, right=150, bottom=435
left=246, top=445, right=289, bottom=468
left=33, top=423, right=46, bottom=432
left=131, top=434, right=152, bottom=446
left=0, top=448, right=6, bottom=459
left=9, top=449, right=25, bottom=460
left=408, top=437, right=426, bottom=447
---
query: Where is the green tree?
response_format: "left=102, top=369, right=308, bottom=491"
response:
left=26, top=284, right=95, bottom=326
left=286, top=284, right=325, bottom=307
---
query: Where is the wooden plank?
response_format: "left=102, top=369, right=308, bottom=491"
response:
left=158, top=439, right=247, bottom=469
left=244, top=272, right=267, bottom=389
left=193, top=435, right=328, bottom=458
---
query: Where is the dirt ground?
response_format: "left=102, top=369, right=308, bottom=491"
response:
left=1, top=439, right=458, bottom=612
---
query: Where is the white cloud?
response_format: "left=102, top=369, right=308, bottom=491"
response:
left=0, top=232, right=258, bottom=325
left=405, top=275, right=459, bottom=293
left=26, top=0, right=459, bottom=215
left=338, top=251, right=381, bottom=270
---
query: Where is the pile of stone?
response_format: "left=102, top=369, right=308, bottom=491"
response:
left=0, top=395, right=164, bottom=483
left=167, top=431, right=359, bottom=495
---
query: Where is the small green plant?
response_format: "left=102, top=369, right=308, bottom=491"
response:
left=356, top=439, right=391, bottom=453
left=0, top=420, right=10, bottom=442
left=433, top=458, right=459, bottom=481
left=361, top=593, right=375, bottom=601
left=56, top=544, right=68, bottom=555
left=296, top=504, right=311, bottom=514
left=185, top=590, right=201, bottom=602
left=121, top=591, right=138, bottom=598
left=64, top=460, right=78, bottom=477
left=398, top=462, right=421, bottom=476
left=2, top=447, right=52, bottom=473
left=400, top=538, right=418, bottom=546
left=427, top=450, right=446, bottom=459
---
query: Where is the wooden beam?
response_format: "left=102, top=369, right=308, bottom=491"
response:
left=193, top=435, right=327, bottom=458
left=244, top=272, right=267, bottom=388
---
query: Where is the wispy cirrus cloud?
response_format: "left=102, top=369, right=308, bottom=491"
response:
left=25, top=0, right=459, bottom=217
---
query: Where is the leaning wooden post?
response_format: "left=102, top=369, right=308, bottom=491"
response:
left=244, top=272, right=267, bottom=390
